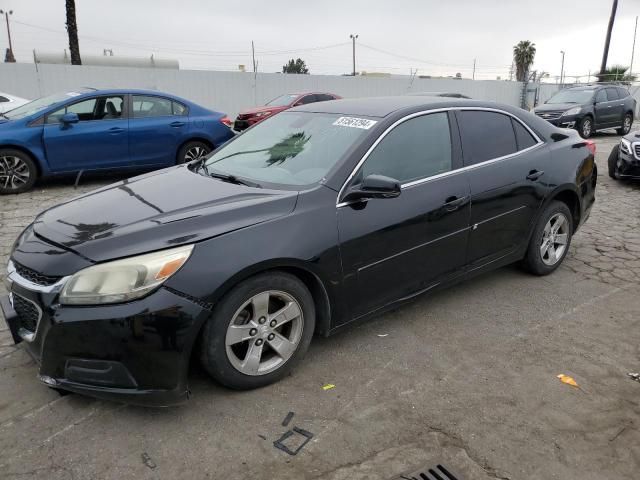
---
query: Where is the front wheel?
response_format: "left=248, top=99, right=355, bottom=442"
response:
left=200, top=272, right=315, bottom=390
left=523, top=201, right=573, bottom=276
left=616, top=113, right=633, bottom=135
left=0, top=149, right=38, bottom=194
left=608, top=144, right=620, bottom=180
left=577, top=116, right=593, bottom=139
left=177, top=141, right=211, bottom=165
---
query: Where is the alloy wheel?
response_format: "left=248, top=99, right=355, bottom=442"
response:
left=582, top=119, right=592, bottom=138
left=0, top=156, right=31, bottom=190
left=184, top=146, right=208, bottom=162
left=623, top=116, right=632, bottom=134
left=225, top=290, right=304, bottom=376
left=540, top=212, right=569, bottom=266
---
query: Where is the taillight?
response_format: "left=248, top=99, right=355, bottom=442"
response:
left=220, top=116, right=232, bottom=127
left=585, top=140, right=596, bottom=155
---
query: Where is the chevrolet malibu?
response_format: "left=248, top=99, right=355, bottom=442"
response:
left=1, top=97, right=597, bottom=406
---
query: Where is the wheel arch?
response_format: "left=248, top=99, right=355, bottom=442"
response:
left=0, top=144, right=42, bottom=177
left=545, top=186, right=581, bottom=232
left=175, top=137, right=215, bottom=163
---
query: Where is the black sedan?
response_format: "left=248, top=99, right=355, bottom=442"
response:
left=1, top=96, right=597, bottom=406
left=608, top=130, right=640, bottom=180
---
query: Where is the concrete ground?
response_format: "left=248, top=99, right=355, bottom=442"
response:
left=1, top=131, right=639, bottom=480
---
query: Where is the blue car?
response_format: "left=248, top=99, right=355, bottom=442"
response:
left=0, top=88, right=235, bottom=194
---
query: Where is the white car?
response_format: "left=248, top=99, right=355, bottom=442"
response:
left=0, top=92, right=29, bottom=114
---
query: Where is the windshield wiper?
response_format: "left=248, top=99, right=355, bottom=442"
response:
left=0, top=112, right=9, bottom=120
left=197, top=163, right=261, bottom=188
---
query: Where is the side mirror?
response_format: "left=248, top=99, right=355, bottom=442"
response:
left=61, top=112, right=79, bottom=124
left=342, top=174, right=401, bottom=203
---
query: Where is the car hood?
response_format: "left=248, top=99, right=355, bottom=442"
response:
left=534, top=103, right=579, bottom=113
left=239, top=105, right=288, bottom=116
left=33, top=166, right=298, bottom=262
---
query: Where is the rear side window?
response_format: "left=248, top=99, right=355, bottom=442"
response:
left=132, top=95, right=174, bottom=118
left=617, top=87, right=629, bottom=98
left=315, top=94, right=335, bottom=102
left=361, top=112, right=452, bottom=183
left=172, top=101, right=188, bottom=116
left=457, top=111, right=517, bottom=165
left=511, top=119, right=537, bottom=150
left=298, top=95, right=318, bottom=105
left=606, top=88, right=620, bottom=101
left=0, top=96, right=9, bottom=102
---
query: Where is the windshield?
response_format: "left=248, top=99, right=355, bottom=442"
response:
left=265, top=94, right=298, bottom=107
left=4, top=91, right=86, bottom=120
left=200, top=112, right=374, bottom=186
left=546, top=89, right=595, bottom=104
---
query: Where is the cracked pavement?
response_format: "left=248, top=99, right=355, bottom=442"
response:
left=1, top=132, right=640, bottom=479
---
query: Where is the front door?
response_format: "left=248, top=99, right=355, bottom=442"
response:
left=337, top=111, right=470, bottom=320
left=455, top=109, right=550, bottom=267
left=43, top=95, right=129, bottom=172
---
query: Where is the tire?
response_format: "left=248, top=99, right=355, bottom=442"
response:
left=608, top=144, right=620, bottom=180
left=0, top=149, right=37, bottom=194
left=200, top=271, right=315, bottom=390
left=577, top=116, right=593, bottom=139
left=616, top=113, right=633, bottom=135
left=523, top=201, right=573, bottom=276
left=177, top=140, right=211, bottom=165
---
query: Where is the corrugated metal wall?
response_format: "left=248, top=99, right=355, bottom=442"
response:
left=0, top=63, right=539, bottom=118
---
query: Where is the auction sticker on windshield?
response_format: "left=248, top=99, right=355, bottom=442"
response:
left=333, top=117, right=378, bottom=129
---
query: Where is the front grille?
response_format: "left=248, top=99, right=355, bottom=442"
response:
left=535, top=111, right=563, bottom=120
left=14, top=261, right=61, bottom=286
left=12, top=294, right=41, bottom=333
left=634, top=144, right=640, bottom=158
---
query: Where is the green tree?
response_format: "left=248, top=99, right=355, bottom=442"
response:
left=513, top=41, right=536, bottom=82
left=595, top=65, right=636, bottom=82
left=65, top=0, right=82, bottom=65
left=282, top=58, right=309, bottom=74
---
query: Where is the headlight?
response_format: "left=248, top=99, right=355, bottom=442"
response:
left=59, top=245, right=194, bottom=305
left=563, top=107, right=581, bottom=116
left=620, top=137, right=632, bottom=154
left=254, top=111, right=272, bottom=117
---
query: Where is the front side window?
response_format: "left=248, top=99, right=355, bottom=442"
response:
left=457, top=111, right=517, bottom=165
left=4, top=90, right=92, bottom=120
left=132, top=95, right=174, bottom=118
left=360, top=112, right=452, bottom=183
left=46, top=96, right=124, bottom=124
left=595, top=90, right=607, bottom=103
left=200, top=112, right=372, bottom=186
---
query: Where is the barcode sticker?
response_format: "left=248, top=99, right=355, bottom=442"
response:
left=333, top=117, right=378, bottom=129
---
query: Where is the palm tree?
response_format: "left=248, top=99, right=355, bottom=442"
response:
left=513, top=41, right=536, bottom=82
left=595, top=65, right=636, bottom=83
left=65, top=0, right=81, bottom=65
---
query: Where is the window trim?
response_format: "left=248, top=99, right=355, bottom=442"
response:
left=337, top=107, right=543, bottom=207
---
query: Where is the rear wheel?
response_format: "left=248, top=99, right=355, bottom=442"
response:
left=608, top=144, right=620, bottom=180
left=200, top=272, right=315, bottom=390
left=523, top=201, right=573, bottom=276
left=177, top=141, right=211, bottom=165
left=577, top=116, right=593, bottom=139
left=0, top=149, right=37, bottom=194
left=617, top=113, right=633, bottom=135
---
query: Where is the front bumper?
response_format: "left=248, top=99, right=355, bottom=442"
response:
left=1, top=263, right=210, bottom=407
left=617, top=146, right=640, bottom=179
left=535, top=113, right=577, bottom=129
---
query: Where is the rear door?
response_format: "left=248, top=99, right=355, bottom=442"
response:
left=606, top=88, right=623, bottom=125
left=337, top=111, right=470, bottom=319
left=594, top=89, right=613, bottom=127
left=456, top=109, right=549, bottom=268
left=128, top=95, right=188, bottom=166
left=43, top=95, right=129, bottom=172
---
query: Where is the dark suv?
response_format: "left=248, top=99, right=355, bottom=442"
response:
left=533, top=85, right=636, bottom=139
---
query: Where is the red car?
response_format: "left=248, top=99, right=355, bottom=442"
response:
left=233, top=92, right=341, bottom=131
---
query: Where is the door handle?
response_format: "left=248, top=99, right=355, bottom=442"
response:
left=526, top=169, right=545, bottom=181
left=170, top=121, right=186, bottom=128
left=607, top=105, right=613, bottom=108
left=108, top=127, right=125, bottom=134
left=443, top=195, right=467, bottom=211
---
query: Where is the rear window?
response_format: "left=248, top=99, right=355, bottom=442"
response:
left=457, top=111, right=517, bottom=165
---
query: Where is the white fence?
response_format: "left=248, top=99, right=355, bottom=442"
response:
left=0, top=63, right=550, bottom=118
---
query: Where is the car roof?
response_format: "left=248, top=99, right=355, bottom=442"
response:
left=291, top=96, right=500, bottom=118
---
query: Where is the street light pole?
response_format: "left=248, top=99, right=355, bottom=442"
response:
left=560, top=50, right=565, bottom=86
left=0, top=9, right=14, bottom=62
left=631, top=16, right=638, bottom=77
left=350, top=34, right=358, bottom=76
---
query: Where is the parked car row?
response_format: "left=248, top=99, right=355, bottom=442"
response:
left=1, top=95, right=597, bottom=405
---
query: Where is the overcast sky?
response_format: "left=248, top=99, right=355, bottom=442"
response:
left=2, top=0, right=640, bottom=81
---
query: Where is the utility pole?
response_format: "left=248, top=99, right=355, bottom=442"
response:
left=600, top=0, right=618, bottom=79
left=509, top=61, right=514, bottom=81
left=631, top=16, right=638, bottom=77
left=472, top=59, right=476, bottom=80
left=560, top=50, right=565, bottom=85
left=350, top=34, right=358, bottom=76
left=0, top=9, right=15, bottom=62
left=251, top=40, right=256, bottom=73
